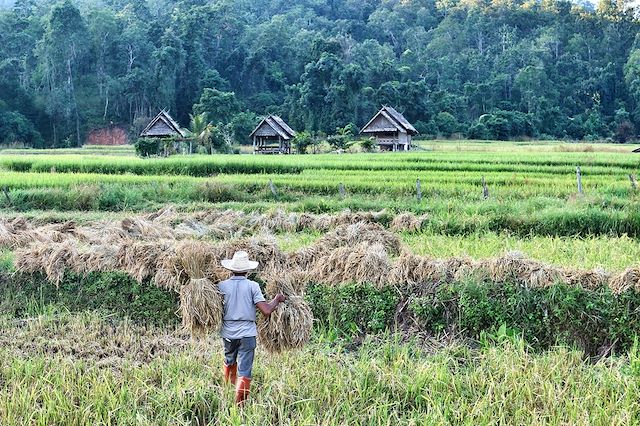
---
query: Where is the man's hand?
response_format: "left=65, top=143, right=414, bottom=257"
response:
left=257, top=294, right=287, bottom=316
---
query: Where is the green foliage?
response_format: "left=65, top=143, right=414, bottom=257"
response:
left=0, top=271, right=178, bottom=325
left=411, top=280, right=640, bottom=355
left=306, top=282, right=399, bottom=336
left=134, top=138, right=160, bottom=157
left=292, top=131, right=313, bottom=154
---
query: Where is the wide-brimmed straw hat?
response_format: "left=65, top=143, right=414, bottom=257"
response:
left=221, top=251, right=259, bottom=272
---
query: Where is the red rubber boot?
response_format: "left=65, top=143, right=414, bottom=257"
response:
left=223, top=363, right=237, bottom=385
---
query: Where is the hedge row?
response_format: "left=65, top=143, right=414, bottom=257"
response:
left=3, top=272, right=640, bottom=355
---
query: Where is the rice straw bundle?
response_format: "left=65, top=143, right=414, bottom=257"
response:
left=177, top=241, right=224, bottom=336
left=14, top=240, right=78, bottom=286
left=388, top=251, right=447, bottom=293
left=257, top=277, right=313, bottom=353
left=609, top=268, right=640, bottom=294
left=453, top=260, right=491, bottom=283
left=120, top=217, right=174, bottom=240
left=72, top=244, right=119, bottom=275
left=528, top=266, right=565, bottom=288
left=218, top=235, right=286, bottom=272
left=488, top=251, right=535, bottom=284
left=563, top=267, right=610, bottom=290
left=312, top=242, right=390, bottom=287
left=390, top=213, right=428, bottom=233
left=180, top=278, right=224, bottom=336
left=117, top=240, right=170, bottom=283
left=317, top=222, right=402, bottom=255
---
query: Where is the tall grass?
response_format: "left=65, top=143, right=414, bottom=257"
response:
left=0, top=314, right=638, bottom=425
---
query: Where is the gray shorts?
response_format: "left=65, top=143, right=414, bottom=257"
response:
left=223, top=336, right=256, bottom=378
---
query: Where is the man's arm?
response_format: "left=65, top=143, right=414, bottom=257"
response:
left=256, top=294, right=286, bottom=316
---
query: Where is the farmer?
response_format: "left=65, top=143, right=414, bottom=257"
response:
left=219, top=250, right=286, bottom=405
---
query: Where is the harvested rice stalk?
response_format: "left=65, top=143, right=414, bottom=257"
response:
left=452, top=260, right=491, bottom=283
left=528, top=266, right=565, bottom=288
left=120, top=217, right=174, bottom=240
left=14, top=240, right=78, bottom=286
left=609, top=268, right=640, bottom=294
left=180, top=278, right=224, bottom=336
left=312, top=243, right=391, bottom=287
left=218, top=235, right=287, bottom=272
left=117, top=240, right=171, bottom=283
left=563, top=267, right=609, bottom=290
left=257, top=278, right=313, bottom=353
left=488, top=251, right=537, bottom=284
left=315, top=222, right=402, bottom=255
left=177, top=240, right=224, bottom=336
left=390, top=213, right=428, bottom=233
left=388, top=251, right=447, bottom=293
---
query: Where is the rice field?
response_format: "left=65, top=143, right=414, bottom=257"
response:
left=2, top=141, right=640, bottom=424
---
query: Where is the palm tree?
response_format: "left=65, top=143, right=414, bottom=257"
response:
left=187, top=112, right=215, bottom=154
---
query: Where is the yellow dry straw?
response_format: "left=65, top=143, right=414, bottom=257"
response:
left=177, top=241, right=224, bottom=336
left=257, top=276, right=313, bottom=353
left=390, top=213, right=428, bottom=233
left=609, top=268, right=640, bottom=294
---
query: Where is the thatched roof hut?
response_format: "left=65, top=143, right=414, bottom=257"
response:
left=360, top=106, right=417, bottom=151
left=140, top=110, right=187, bottom=138
left=249, top=115, right=296, bottom=154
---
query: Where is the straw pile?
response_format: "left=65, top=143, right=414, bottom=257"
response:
left=388, top=251, right=449, bottom=293
left=257, top=276, right=313, bottom=353
left=14, top=240, right=78, bottom=286
left=390, top=213, right=428, bottom=233
left=609, top=268, right=640, bottom=294
left=311, top=242, right=391, bottom=287
left=177, top=241, right=224, bottom=336
left=563, top=267, right=610, bottom=290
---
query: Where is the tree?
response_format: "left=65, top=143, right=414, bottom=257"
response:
left=187, top=112, right=215, bottom=153
left=193, top=88, right=240, bottom=125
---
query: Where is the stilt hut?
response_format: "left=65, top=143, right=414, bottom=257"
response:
left=360, top=106, right=418, bottom=151
left=249, top=115, right=296, bottom=154
left=140, top=110, right=187, bottom=139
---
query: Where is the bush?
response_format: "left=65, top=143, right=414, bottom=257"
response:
left=134, top=138, right=160, bottom=157
left=0, top=271, right=178, bottom=325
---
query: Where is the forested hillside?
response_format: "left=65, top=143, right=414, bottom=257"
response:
left=1, top=0, right=639, bottom=147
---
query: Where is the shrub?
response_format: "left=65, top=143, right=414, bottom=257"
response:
left=134, top=138, right=160, bottom=157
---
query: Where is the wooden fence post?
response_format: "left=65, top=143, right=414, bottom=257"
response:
left=339, top=183, right=346, bottom=198
left=629, top=174, right=638, bottom=191
left=576, top=166, right=583, bottom=195
left=482, top=176, right=489, bottom=199
left=268, top=179, right=278, bottom=197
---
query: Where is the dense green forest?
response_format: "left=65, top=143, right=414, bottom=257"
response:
left=0, top=0, right=639, bottom=148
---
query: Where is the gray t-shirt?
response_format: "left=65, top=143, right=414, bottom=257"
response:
left=218, top=276, right=266, bottom=339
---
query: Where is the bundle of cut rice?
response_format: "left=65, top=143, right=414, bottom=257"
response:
left=120, top=217, right=174, bottom=240
left=218, top=235, right=286, bottom=272
left=14, top=239, right=78, bottom=286
left=528, top=265, right=565, bottom=288
left=609, top=268, right=640, bottom=294
left=257, top=277, right=313, bottom=353
left=488, top=251, right=536, bottom=285
left=317, top=222, right=402, bottom=255
left=390, top=213, right=428, bottom=233
left=563, top=267, right=610, bottom=290
left=388, top=251, right=447, bottom=293
left=312, top=242, right=391, bottom=287
left=117, top=240, right=171, bottom=283
left=178, top=241, right=224, bottom=336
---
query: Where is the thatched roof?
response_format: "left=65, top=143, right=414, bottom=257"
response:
left=140, top=110, right=187, bottom=138
left=632, top=147, right=640, bottom=153
left=360, top=106, right=418, bottom=135
left=249, top=115, right=297, bottom=140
